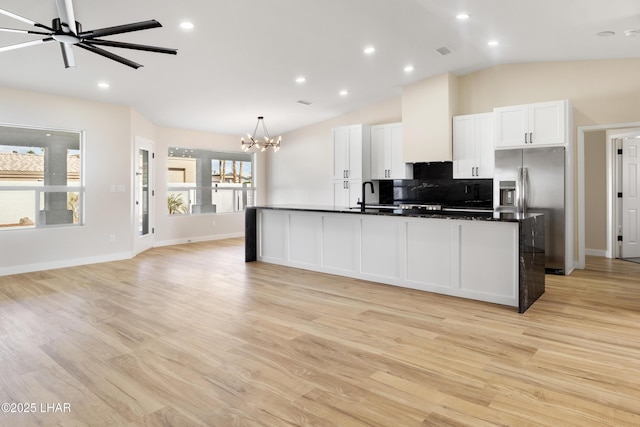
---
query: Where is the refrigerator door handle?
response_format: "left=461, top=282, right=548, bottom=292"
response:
left=522, top=167, right=530, bottom=213
left=516, top=167, right=523, bottom=213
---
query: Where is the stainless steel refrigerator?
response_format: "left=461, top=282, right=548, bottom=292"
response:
left=494, top=147, right=566, bottom=274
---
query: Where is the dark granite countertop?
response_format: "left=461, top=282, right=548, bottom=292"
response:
left=250, top=205, right=543, bottom=223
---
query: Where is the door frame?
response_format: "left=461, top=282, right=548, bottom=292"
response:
left=612, top=129, right=640, bottom=258
left=577, top=121, right=640, bottom=268
left=134, top=136, right=155, bottom=255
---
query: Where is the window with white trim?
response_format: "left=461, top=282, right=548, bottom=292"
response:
left=0, top=124, right=83, bottom=230
left=167, top=147, right=254, bottom=215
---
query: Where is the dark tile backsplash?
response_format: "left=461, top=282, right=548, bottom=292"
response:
left=378, top=162, right=493, bottom=208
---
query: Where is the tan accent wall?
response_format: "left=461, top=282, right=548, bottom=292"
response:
left=401, top=72, right=458, bottom=162
left=584, top=130, right=607, bottom=252
left=457, top=59, right=640, bottom=126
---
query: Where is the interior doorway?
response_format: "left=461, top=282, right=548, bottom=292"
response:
left=578, top=122, right=640, bottom=268
left=134, top=136, right=155, bottom=255
left=612, top=130, right=640, bottom=259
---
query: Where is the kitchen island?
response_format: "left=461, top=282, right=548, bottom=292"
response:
left=245, top=205, right=544, bottom=313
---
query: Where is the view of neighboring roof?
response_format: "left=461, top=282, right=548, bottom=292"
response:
left=0, top=152, right=80, bottom=177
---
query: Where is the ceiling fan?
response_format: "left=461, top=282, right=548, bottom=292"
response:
left=0, top=0, right=177, bottom=69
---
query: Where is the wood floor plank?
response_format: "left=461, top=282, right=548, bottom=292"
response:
left=1, top=239, right=640, bottom=425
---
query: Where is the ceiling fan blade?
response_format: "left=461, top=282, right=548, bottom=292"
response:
left=0, top=37, right=55, bottom=53
left=55, top=0, right=77, bottom=34
left=76, top=42, right=142, bottom=69
left=87, top=38, right=177, bottom=55
left=80, top=20, right=162, bottom=39
left=0, top=7, right=54, bottom=32
left=59, top=42, right=76, bottom=68
left=0, top=27, right=52, bottom=36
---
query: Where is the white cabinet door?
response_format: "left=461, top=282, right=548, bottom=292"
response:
left=332, top=127, right=350, bottom=179
left=332, top=125, right=367, bottom=179
left=347, top=126, right=363, bottom=179
left=453, top=113, right=494, bottom=179
left=458, top=222, right=518, bottom=306
left=495, top=100, right=567, bottom=149
left=333, top=180, right=361, bottom=208
left=370, top=125, right=388, bottom=179
left=371, top=123, right=411, bottom=179
left=495, top=105, right=528, bottom=148
left=475, top=112, right=495, bottom=178
left=529, top=101, right=565, bottom=146
left=453, top=115, right=476, bottom=179
left=388, top=124, right=411, bottom=179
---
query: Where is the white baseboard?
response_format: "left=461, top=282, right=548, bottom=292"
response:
left=0, top=251, right=134, bottom=277
left=585, top=248, right=607, bottom=257
left=155, top=232, right=244, bottom=248
left=0, top=233, right=245, bottom=277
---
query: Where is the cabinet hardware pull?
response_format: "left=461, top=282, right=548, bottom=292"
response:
left=524, top=133, right=528, bottom=144
left=529, top=132, right=533, bottom=144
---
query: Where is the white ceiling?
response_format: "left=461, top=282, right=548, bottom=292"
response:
left=0, top=0, right=639, bottom=137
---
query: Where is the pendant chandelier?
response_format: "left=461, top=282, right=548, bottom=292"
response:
left=241, top=116, right=281, bottom=152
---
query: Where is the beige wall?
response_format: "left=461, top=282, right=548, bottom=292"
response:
left=584, top=130, right=607, bottom=253
left=457, top=59, right=640, bottom=127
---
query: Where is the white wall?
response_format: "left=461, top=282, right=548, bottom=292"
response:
left=0, top=86, right=133, bottom=275
left=266, top=97, right=401, bottom=205
left=0, top=87, right=257, bottom=275
left=154, top=126, right=266, bottom=246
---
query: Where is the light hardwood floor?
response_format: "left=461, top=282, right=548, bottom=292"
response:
left=1, top=238, right=640, bottom=426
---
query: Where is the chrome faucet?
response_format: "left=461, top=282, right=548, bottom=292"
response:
left=360, top=181, right=375, bottom=212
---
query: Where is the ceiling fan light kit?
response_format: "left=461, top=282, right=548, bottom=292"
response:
left=0, top=0, right=177, bottom=69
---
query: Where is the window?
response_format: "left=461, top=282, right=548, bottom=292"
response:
left=167, top=147, right=254, bottom=215
left=0, top=124, right=83, bottom=230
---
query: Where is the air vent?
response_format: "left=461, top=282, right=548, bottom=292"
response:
left=435, top=46, right=453, bottom=56
left=297, top=100, right=312, bottom=105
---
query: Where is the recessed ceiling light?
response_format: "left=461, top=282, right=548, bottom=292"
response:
left=97, top=82, right=110, bottom=89
left=180, top=21, right=194, bottom=30
left=364, top=46, right=376, bottom=55
left=488, top=40, right=500, bottom=46
left=624, top=29, right=640, bottom=37
left=404, top=65, right=414, bottom=73
left=339, top=90, right=349, bottom=96
left=596, top=30, right=616, bottom=37
left=456, top=13, right=470, bottom=20
left=295, top=76, right=306, bottom=84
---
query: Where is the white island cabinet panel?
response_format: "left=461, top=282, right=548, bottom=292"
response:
left=458, top=222, right=518, bottom=306
left=406, top=219, right=454, bottom=290
left=251, top=207, right=532, bottom=310
left=289, top=213, right=322, bottom=266
left=258, top=210, right=288, bottom=261
left=361, top=217, right=403, bottom=282
left=322, top=215, right=360, bottom=272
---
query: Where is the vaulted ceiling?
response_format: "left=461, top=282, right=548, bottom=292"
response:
left=1, top=0, right=639, bottom=136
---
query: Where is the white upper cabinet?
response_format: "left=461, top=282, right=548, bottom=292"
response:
left=453, top=112, right=495, bottom=179
left=331, top=124, right=372, bottom=208
left=332, top=125, right=370, bottom=180
left=371, top=123, right=413, bottom=180
left=494, top=100, right=568, bottom=149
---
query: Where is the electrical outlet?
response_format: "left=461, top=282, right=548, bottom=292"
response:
left=212, top=220, right=216, bottom=227
left=109, top=234, right=116, bottom=243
